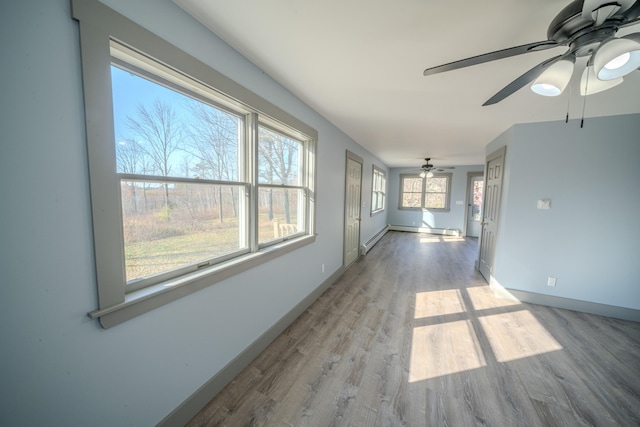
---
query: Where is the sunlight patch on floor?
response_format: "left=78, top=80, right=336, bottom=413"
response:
left=409, top=320, right=486, bottom=382
left=478, top=310, right=563, bottom=362
left=466, top=285, right=521, bottom=310
left=419, top=235, right=465, bottom=244
left=415, top=289, right=466, bottom=318
left=419, top=236, right=442, bottom=243
left=409, top=288, right=563, bottom=382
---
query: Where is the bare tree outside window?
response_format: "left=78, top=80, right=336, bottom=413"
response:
left=258, top=127, right=301, bottom=224
left=126, top=100, right=182, bottom=211
left=184, top=100, right=240, bottom=222
left=116, top=138, right=145, bottom=214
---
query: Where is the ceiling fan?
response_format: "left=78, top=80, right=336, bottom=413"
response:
left=405, top=158, right=454, bottom=178
left=423, top=0, right=640, bottom=105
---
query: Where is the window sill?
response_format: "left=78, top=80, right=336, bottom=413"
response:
left=88, top=234, right=315, bottom=328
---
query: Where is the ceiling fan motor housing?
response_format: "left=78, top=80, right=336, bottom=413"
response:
left=548, top=0, right=640, bottom=51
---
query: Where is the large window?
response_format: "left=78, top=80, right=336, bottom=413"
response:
left=371, top=165, right=386, bottom=215
left=74, top=0, right=316, bottom=327
left=111, top=59, right=249, bottom=290
left=399, top=173, right=452, bottom=211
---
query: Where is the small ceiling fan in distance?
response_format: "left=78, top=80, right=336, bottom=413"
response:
left=405, top=158, right=454, bottom=178
left=423, top=0, right=640, bottom=105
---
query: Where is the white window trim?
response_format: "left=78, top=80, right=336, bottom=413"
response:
left=370, top=165, right=386, bottom=216
left=73, top=0, right=317, bottom=328
left=398, top=173, right=452, bottom=212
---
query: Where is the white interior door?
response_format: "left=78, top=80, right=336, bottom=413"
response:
left=479, top=147, right=505, bottom=282
left=466, top=174, right=484, bottom=238
left=344, top=153, right=362, bottom=267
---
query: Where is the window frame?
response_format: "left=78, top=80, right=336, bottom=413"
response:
left=399, top=172, right=452, bottom=212
left=73, top=0, right=317, bottom=328
left=370, top=165, right=386, bottom=215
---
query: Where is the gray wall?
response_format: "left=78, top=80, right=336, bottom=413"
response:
left=0, top=0, right=387, bottom=425
left=387, top=165, right=484, bottom=232
left=487, top=114, right=640, bottom=310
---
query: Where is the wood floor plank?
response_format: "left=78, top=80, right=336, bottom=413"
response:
left=187, top=231, right=640, bottom=427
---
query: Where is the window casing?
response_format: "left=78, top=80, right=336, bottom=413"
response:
left=73, top=0, right=317, bottom=328
left=399, top=173, right=452, bottom=211
left=371, top=165, right=386, bottom=215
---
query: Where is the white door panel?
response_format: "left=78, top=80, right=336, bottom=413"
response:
left=344, top=156, right=362, bottom=267
left=479, top=148, right=505, bottom=282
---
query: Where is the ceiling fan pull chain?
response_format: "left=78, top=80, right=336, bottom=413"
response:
left=581, top=68, right=591, bottom=128
left=565, top=85, right=572, bottom=123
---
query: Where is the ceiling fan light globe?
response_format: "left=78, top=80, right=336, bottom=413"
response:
left=594, top=33, right=640, bottom=81
left=426, top=171, right=434, bottom=178
left=530, top=57, right=574, bottom=97
left=605, top=52, right=630, bottom=70
left=531, top=83, right=562, bottom=96
left=580, top=65, right=623, bottom=95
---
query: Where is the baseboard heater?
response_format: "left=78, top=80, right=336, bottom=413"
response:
left=360, top=225, right=390, bottom=255
left=389, top=225, right=461, bottom=236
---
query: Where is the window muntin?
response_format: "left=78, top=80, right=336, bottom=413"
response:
left=400, top=173, right=452, bottom=211
left=371, top=165, right=386, bottom=214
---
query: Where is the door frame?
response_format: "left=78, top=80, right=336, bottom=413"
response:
left=343, top=150, right=363, bottom=267
left=463, top=171, right=485, bottom=237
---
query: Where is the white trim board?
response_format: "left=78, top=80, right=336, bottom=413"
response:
left=361, top=225, right=390, bottom=255
left=490, top=279, right=640, bottom=322
left=389, top=225, right=461, bottom=236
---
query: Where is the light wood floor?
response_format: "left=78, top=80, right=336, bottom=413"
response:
left=188, top=231, right=640, bottom=426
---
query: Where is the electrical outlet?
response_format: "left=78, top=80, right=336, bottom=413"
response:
left=321, top=264, right=325, bottom=273
left=547, top=277, right=556, bottom=287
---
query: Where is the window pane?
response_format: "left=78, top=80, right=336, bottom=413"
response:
left=112, top=65, right=242, bottom=181
left=258, top=126, right=302, bottom=185
left=472, top=179, right=484, bottom=220
left=403, top=193, right=422, bottom=207
left=425, top=192, right=446, bottom=209
left=403, top=177, right=422, bottom=192
left=258, top=187, right=304, bottom=244
left=426, top=177, right=447, bottom=192
left=121, top=180, right=247, bottom=282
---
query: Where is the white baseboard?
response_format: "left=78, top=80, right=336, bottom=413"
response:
left=389, top=225, right=461, bottom=236
left=489, top=279, right=640, bottom=322
left=360, top=225, right=389, bottom=255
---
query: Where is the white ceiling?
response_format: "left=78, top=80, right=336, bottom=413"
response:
left=174, top=0, right=640, bottom=167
